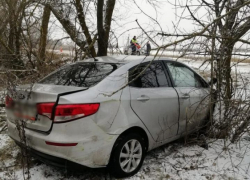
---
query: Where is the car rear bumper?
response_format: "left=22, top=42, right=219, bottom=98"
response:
left=7, top=118, right=118, bottom=168
left=14, top=140, right=83, bottom=169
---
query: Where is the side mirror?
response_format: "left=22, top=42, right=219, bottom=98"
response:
left=208, top=77, right=217, bottom=85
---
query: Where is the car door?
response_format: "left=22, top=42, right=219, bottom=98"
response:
left=164, top=61, right=210, bottom=136
left=129, top=61, right=179, bottom=142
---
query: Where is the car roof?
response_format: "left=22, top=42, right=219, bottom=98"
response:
left=78, top=55, right=208, bottom=84
left=78, top=55, right=178, bottom=64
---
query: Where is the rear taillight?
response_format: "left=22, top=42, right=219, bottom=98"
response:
left=54, top=104, right=100, bottom=122
left=37, top=103, right=55, bottom=119
left=37, top=103, right=99, bottom=123
left=5, top=95, right=14, bottom=108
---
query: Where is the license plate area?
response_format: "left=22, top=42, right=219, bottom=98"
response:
left=13, top=103, right=37, bottom=122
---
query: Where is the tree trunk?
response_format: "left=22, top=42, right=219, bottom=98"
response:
left=214, top=39, right=235, bottom=138
left=38, top=5, right=51, bottom=67
left=104, top=0, right=116, bottom=50
left=97, top=0, right=107, bottom=56
left=97, top=36, right=108, bottom=56
left=218, top=40, right=234, bottom=101
left=15, top=6, right=25, bottom=67
left=8, top=4, right=15, bottom=53
left=7, top=0, right=22, bottom=69
left=97, top=0, right=116, bottom=56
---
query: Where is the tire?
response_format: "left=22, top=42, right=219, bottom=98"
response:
left=108, top=133, right=146, bottom=178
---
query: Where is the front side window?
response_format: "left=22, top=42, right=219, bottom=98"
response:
left=129, top=62, right=169, bottom=88
left=39, top=63, right=123, bottom=87
left=166, top=62, right=207, bottom=87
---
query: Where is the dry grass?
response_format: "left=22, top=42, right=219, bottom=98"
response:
left=0, top=140, right=19, bottom=169
left=231, top=57, right=250, bottom=63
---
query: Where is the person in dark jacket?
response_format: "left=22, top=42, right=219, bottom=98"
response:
left=146, top=41, right=151, bottom=56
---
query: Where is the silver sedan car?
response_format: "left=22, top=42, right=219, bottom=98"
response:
left=6, top=55, right=210, bottom=178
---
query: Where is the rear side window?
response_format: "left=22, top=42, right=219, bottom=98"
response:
left=39, top=63, right=123, bottom=87
left=165, top=62, right=208, bottom=88
left=129, top=62, right=169, bottom=88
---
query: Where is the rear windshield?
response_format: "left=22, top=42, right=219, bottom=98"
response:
left=39, top=62, right=123, bottom=87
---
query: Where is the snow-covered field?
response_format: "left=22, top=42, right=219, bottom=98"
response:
left=0, top=58, right=250, bottom=180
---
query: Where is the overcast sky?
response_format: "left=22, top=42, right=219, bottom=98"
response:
left=48, top=0, right=249, bottom=49
left=48, top=1, right=197, bottom=47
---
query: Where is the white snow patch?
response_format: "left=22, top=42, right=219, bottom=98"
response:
left=0, top=134, right=10, bottom=150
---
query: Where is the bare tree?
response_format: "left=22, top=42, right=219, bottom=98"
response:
left=0, top=0, right=31, bottom=68
left=155, top=0, right=250, bottom=139
left=40, top=0, right=116, bottom=57
left=38, top=4, right=51, bottom=67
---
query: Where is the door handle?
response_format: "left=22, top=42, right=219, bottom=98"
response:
left=180, top=94, right=190, bottom=99
left=137, top=95, right=150, bottom=102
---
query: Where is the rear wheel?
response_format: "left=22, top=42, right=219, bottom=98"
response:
left=108, top=133, right=146, bottom=178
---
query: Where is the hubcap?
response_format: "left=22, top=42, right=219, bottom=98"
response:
left=119, top=139, right=142, bottom=173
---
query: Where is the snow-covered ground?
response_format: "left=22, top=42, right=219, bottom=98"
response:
left=0, top=58, right=250, bottom=180
left=0, top=121, right=249, bottom=180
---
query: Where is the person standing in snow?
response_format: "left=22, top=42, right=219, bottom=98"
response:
left=130, top=36, right=138, bottom=54
left=146, top=41, right=151, bottom=56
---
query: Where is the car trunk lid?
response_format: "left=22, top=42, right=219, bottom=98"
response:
left=6, top=84, right=86, bottom=132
